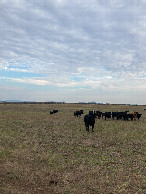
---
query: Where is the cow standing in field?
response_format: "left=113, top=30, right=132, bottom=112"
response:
left=74, top=111, right=82, bottom=117
left=112, top=112, right=118, bottom=120
left=126, top=113, right=134, bottom=121
left=74, top=110, right=84, bottom=117
left=50, top=110, right=58, bottom=114
left=102, top=112, right=111, bottom=120
left=80, top=110, right=84, bottom=114
left=53, top=110, right=58, bottom=113
left=95, top=111, right=102, bottom=119
left=84, top=114, right=95, bottom=132
left=122, top=112, right=129, bottom=120
left=89, top=110, right=95, bottom=116
left=137, top=113, right=142, bottom=120
left=116, top=111, right=128, bottom=120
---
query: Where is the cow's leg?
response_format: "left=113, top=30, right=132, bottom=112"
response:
left=85, top=124, right=89, bottom=131
left=86, top=125, right=89, bottom=131
left=92, top=125, right=94, bottom=132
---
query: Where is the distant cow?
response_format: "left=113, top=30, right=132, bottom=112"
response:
left=53, top=110, right=58, bottom=113
left=137, top=113, right=142, bottom=120
left=102, top=112, right=111, bottom=120
left=50, top=110, right=58, bottom=114
left=84, top=114, right=95, bottom=132
left=126, top=113, right=134, bottom=121
left=112, top=112, right=119, bottom=120
left=74, top=111, right=82, bottom=117
left=116, top=112, right=128, bottom=120
left=122, top=112, right=129, bottom=120
left=80, top=110, right=84, bottom=114
left=89, top=110, right=95, bottom=115
left=95, top=111, right=102, bottom=119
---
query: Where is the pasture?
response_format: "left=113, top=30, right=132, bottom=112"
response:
left=0, top=103, right=146, bottom=193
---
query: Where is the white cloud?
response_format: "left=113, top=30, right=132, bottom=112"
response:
left=1, top=75, right=146, bottom=95
left=0, top=0, right=146, bottom=103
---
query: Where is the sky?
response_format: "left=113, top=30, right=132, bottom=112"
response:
left=0, top=0, right=146, bottom=104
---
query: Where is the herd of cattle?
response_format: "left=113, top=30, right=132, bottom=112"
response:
left=50, top=109, right=142, bottom=132
left=74, top=110, right=142, bottom=132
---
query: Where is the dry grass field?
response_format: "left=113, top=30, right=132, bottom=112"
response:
left=0, top=103, right=146, bottom=194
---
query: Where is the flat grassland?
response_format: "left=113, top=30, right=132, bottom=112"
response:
left=0, top=103, right=146, bottom=194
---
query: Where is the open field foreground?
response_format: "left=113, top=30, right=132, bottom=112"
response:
left=0, top=103, right=146, bottom=194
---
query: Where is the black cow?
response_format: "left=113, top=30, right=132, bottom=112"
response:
left=134, top=112, right=142, bottom=120
left=126, top=114, right=134, bottom=121
left=53, top=110, right=58, bottom=113
left=84, top=114, right=95, bottom=132
left=95, top=111, right=102, bottom=119
left=50, top=110, right=58, bottom=114
left=102, top=112, right=111, bottom=120
left=89, top=110, right=95, bottom=115
left=112, top=112, right=119, bottom=120
left=116, top=112, right=123, bottom=120
left=115, top=111, right=128, bottom=120
left=122, top=112, right=129, bottom=120
left=74, top=111, right=82, bottom=117
left=137, top=113, right=142, bottom=120
left=80, top=110, right=84, bottom=114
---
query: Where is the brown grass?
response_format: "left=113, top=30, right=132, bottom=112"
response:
left=0, top=103, right=146, bottom=193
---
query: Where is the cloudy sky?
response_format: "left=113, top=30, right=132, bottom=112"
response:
left=0, top=0, right=146, bottom=104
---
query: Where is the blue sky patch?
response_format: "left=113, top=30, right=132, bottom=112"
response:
left=70, top=75, right=86, bottom=82
left=0, top=70, right=44, bottom=78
